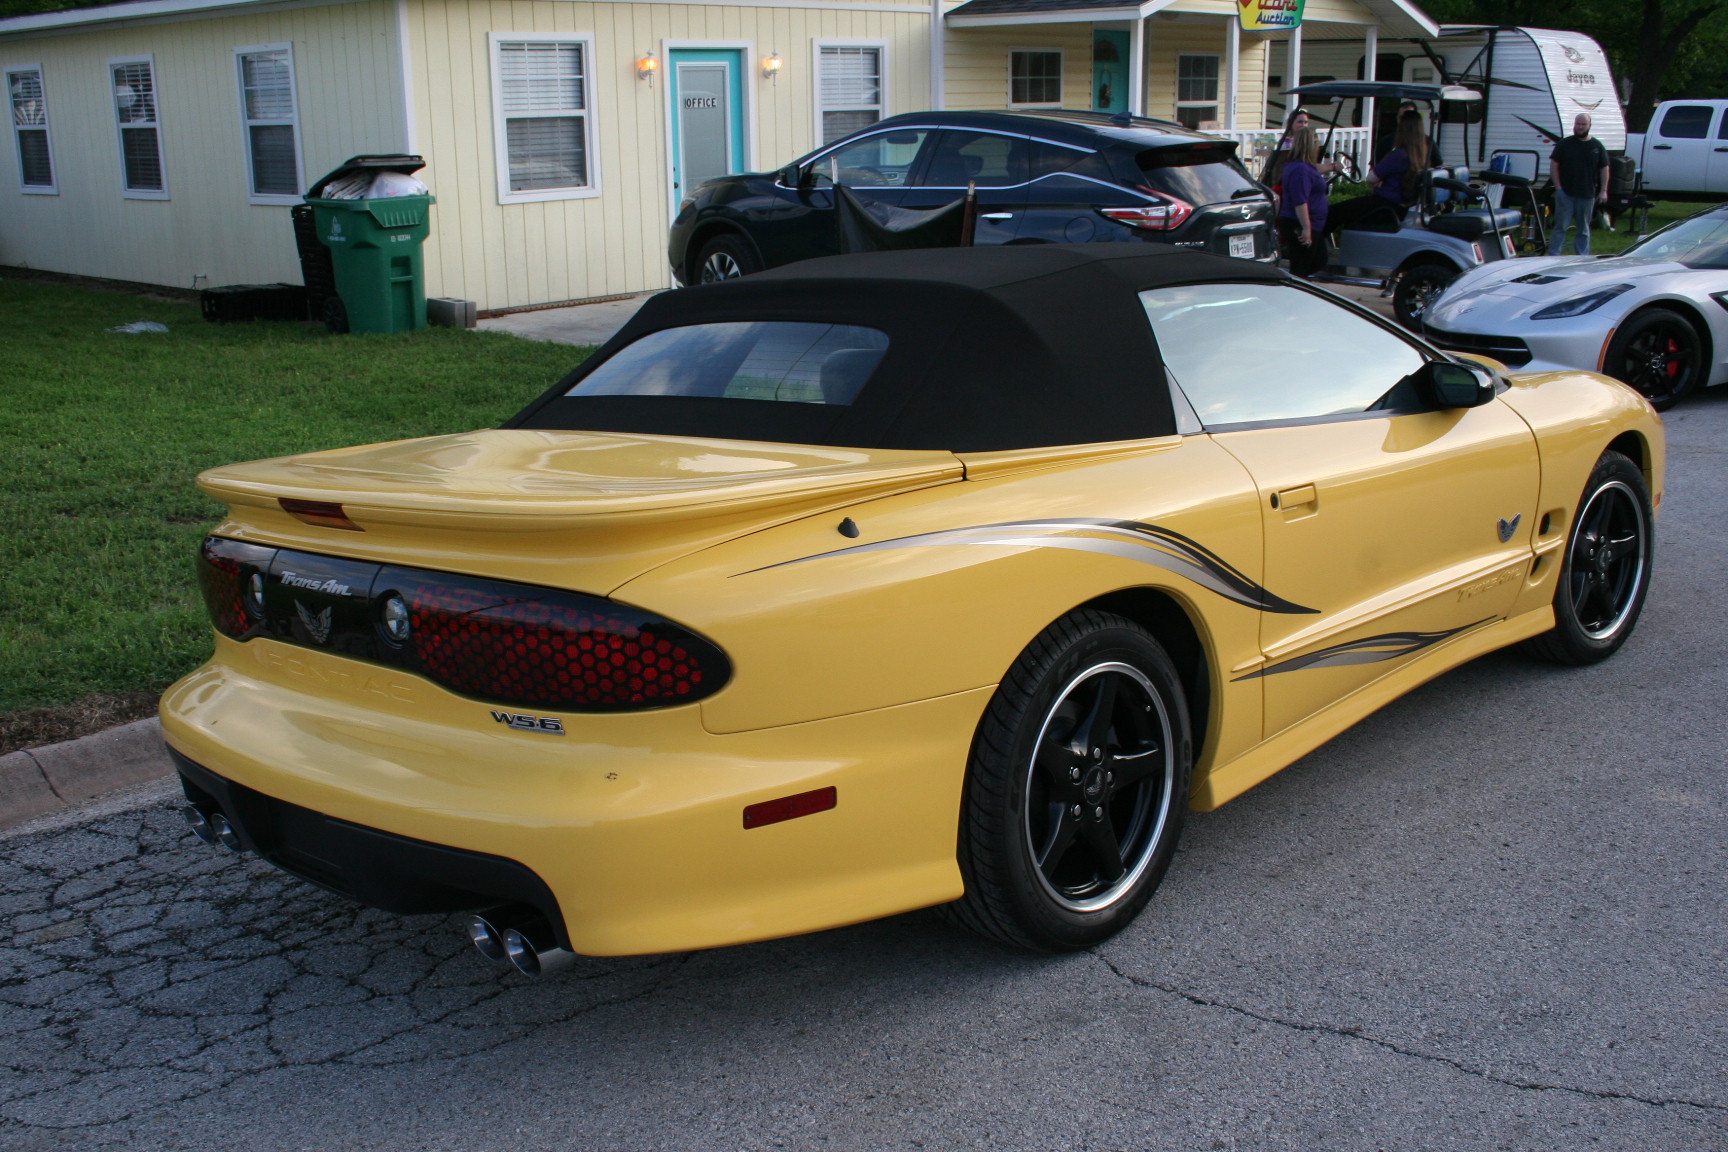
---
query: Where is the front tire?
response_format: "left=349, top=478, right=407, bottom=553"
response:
left=1522, top=451, right=1653, bottom=666
left=947, top=610, right=1192, bottom=952
left=693, top=235, right=759, bottom=285
left=1603, top=308, right=1702, bottom=411
left=1393, top=261, right=1458, bottom=331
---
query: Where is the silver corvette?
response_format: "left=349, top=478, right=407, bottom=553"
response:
left=1424, top=204, right=1728, bottom=410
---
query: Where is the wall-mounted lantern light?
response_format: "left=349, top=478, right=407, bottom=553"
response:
left=762, top=51, right=782, bottom=82
left=637, top=51, right=659, bottom=86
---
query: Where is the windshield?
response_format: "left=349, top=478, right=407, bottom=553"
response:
left=1622, top=211, right=1728, bottom=267
left=567, top=322, right=889, bottom=405
left=1135, top=146, right=1263, bottom=205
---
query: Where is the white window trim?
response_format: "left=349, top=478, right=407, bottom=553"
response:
left=489, top=31, right=601, bottom=205
left=1175, top=52, right=1221, bottom=125
left=233, top=42, right=304, bottom=206
left=109, top=53, right=168, bottom=200
left=1008, top=47, right=1063, bottom=110
left=811, top=39, right=888, bottom=148
left=5, top=62, right=56, bottom=194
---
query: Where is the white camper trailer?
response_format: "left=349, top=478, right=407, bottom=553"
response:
left=1268, top=26, right=1625, bottom=179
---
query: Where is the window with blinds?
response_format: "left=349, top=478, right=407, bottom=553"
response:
left=237, top=46, right=300, bottom=200
left=7, top=67, right=54, bottom=192
left=110, top=58, right=165, bottom=196
left=1175, top=54, right=1219, bottom=129
left=817, top=45, right=884, bottom=145
left=493, top=37, right=596, bottom=201
left=1010, top=50, right=1062, bottom=107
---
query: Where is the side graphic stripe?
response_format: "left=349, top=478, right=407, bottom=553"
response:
left=737, top=518, right=1318, bottom=615
left=1234, top=618, right=1494, bottom=681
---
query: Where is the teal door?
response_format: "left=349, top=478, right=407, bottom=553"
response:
left=1093, top=31, right=1129, bottom=114
left=670, top=49, right=746, bottom=210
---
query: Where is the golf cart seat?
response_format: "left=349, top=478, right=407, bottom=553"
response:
left=1425, top=207, right=1522, bottom=240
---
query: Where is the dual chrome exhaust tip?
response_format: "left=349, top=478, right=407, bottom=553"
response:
left=182, top=804, right=243, bottom=852
left=468, top=906, right=577, bottom=978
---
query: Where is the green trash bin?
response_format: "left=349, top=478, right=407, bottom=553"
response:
left=305, top=155, right=436, bottom=334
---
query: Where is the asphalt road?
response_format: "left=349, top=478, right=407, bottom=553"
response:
left=3, top=389, right=1725, bottom=1152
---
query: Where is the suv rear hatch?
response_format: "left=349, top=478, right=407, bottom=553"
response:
left=1129, top=141, right=1274, bottom=260
left=198, top=429, right=964, bottom=594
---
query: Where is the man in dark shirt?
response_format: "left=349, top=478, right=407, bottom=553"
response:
left=1549, top=113, right=1610, bottom=255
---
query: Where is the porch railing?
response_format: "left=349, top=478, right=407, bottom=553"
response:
left=1204, top=126, right=1374, bottom=184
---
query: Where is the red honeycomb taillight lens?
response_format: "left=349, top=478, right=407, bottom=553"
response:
left=196, top=538, right=277, bottom=639
left=392, top=574, right=727, bottom=711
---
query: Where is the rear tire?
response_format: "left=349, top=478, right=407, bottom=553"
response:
left=693, top=235, right=759, bottom=284
left=946, top=610, right=1192, bottom=952
left=1393, top=260, right=1457, bottom=331
left=1522, top=451, right=1653, bottom=666
left=1603, top=307, right=1702, bottom=411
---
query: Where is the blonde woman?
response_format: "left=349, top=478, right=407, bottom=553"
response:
left=1275, top=126, right=1328, bottom=278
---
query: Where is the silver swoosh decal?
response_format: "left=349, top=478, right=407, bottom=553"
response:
left=738, top=518, right=1317, bottom=615
left=1236, top=618, right=1492, bottom=680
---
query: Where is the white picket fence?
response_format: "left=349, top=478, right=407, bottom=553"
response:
left=1205, top=126, right=1374, bottom=181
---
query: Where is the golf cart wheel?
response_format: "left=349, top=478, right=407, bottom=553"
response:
left=1393, top=261, right=1457, bottom=331
left=1604, top=307, right=1703, bottom=411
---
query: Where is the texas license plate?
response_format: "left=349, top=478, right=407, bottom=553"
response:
left=1229, top=234, right=1255, bottom=259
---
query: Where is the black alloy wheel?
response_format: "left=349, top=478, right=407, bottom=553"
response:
left=946, top=610, right=1191, bottom=952
left=1523, top=450, right=1653, bottom=666
left=1604, top=308, right=1702, bottom=411
left=694, top=235, right=759, bottom=285
left=1393, top=261, right=1457, bottom=331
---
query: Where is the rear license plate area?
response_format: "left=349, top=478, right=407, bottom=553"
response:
left=1229, top=233, right=1255, bottom=259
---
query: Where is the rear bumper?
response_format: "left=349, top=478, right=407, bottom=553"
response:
left=161, top=638, right=987, bottom=955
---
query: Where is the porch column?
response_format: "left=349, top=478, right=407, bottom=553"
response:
left=930, top=0, right=946, bottom=110
left=1225, top=17, right=1239, bottom=128
left=1361, top=23, right=1376, bottom=154
left=1285, top=22, right=1302, bottom=112
left=1129, top=16, right=1145, bottom=116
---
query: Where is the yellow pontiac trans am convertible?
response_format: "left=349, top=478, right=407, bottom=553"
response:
left=162, top=245, right=1663, bottom=975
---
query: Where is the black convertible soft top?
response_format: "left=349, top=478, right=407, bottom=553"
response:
left=509, top=244, right=1286, bottom=452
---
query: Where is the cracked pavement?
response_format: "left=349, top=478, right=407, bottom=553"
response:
left=3, top=392, right=1726, bottom=1152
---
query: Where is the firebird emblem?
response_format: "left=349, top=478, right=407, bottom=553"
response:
left=1497, top=515, right=1522, bottom=543
left=295, top=602, right=333, bottom=644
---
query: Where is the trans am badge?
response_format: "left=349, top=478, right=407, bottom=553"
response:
left=1497, top=514, right=1522, bottom=543
left=294, top=602, right=334, bottom=644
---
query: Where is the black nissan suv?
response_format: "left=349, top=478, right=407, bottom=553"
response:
left=668, top=110, right=1275, bottom=284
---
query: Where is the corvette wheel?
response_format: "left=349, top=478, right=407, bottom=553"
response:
left=1393, top=261, right=1456, bottom=331
left=1523, top=451, right=1652, bottom=666
left=694, top=235, right=758, bottom=285
left=947, top=610, right=1192, bottom=952
left=1604, top=308, right=1701, bottom=411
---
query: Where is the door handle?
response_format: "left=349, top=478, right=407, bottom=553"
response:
left=1653, top=144, right=1673, bottom=150
left=1716, top=147, right=1728, bottom=153
left=980, top=212, right=1014, bottom=220
left=1270, top=484, right=1317, bottom=514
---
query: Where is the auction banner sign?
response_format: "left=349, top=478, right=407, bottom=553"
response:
left=1238, top=0, right=1303, bottom=32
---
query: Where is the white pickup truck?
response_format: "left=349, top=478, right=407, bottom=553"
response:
left=1625, top=99, right=1728, bottom=198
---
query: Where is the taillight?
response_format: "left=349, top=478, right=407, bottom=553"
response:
left=193, top=537, right=729, bottom=711
left=1101, top=191, right=1194, bottom=232
left=196, top=538, right=276, bottom=639
left=389, top=571, right=728, bottom=711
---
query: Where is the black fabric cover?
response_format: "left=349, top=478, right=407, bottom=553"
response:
left=508, top=244, right=1287, bottom=452
left=834, top=185, right=972, bottom=254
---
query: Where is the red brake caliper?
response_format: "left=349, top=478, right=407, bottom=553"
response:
left=1665, top=337, right=1680, bottom=379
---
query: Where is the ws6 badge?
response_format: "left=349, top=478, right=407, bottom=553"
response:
left=490, top=710, right=566, bottom=735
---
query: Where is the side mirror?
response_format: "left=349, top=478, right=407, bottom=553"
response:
left=1420, top=360, right=1495, bottom=408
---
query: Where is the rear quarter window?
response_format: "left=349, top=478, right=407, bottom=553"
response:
left=1134, top=144, right=1262, bottom=205
left=568, top=322, right=889, bottom=405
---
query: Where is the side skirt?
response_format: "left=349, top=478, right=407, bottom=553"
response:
left=1190, top=605, right=1555, bottom=811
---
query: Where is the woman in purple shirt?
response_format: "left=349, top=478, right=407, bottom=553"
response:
left=1276, top=127, right=1328, bottom=278
left=1324, top=112, right=1431, bottom=239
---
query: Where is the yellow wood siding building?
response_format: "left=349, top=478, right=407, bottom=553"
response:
left=0, top=0, right=1432, bottom=309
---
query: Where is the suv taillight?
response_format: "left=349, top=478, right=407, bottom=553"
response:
left=1101, top=191, right=1194, bottom=232
left=194, top=537, right=730, bottom=712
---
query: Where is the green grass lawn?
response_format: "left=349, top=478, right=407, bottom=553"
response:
left=0, top=279, right=585, bottom=726
left=1583, top=200, right=1698, bottom=256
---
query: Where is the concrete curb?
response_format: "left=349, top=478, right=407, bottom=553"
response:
left=0, top=717, right=174, bottom=832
